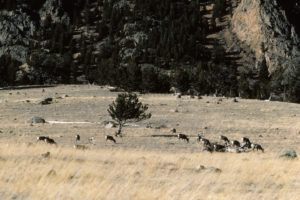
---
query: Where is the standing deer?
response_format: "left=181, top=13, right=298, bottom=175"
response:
left=177, top=134, right=189, bottom=143
left=105, top=135, right=116, bottom=143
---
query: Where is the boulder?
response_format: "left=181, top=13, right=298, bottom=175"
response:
left=278, top=149, right=297, bottom=159
left=26, top=116, right=46, bottom=124
left=269, top=93, right=283, bottom=102
left=39, top=97, right=53, bottom=105
left=105, top=122, right=117, bottom=128
left=39, top=0, right=70, bottom=26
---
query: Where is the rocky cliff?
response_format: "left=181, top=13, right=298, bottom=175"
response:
left=228, top=0, right=300, bottom=73
left=1, top=0, right=300, bottom=100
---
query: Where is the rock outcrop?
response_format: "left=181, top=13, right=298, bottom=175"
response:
left=229, top=0, right=300, bottom=73
left=0, top=0, right=300, bottom=96
left=0, top=9, right=38, bottom=63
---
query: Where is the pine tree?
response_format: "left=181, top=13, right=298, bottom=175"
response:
left=108, top=92, right=151, bottom=136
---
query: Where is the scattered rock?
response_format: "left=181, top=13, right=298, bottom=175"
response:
left=47, top=169, right=56, bottom=176
left=232, top=98, right=238, bottom=102
left=196, top=165, right=206, bottom=171
left=154, top=124, right=167, bottom=129
left=107, top=86, right=125, bottom=92
left=207, top=167, right=222, bottom=173
left=278, top=149, right=297, bottom=159
left=105, top=122, right=117, bottom=128
left=39, top=97, right=53, bottom=105
left=269, top=94, right=283, bottom=102
left=170, top=109, right=179, bottom=113
left=26, top=116, right=46, bottom=124
left=61, top=94, right=68, bottom=98
left=41, top=152, right=50, bottom=158
left=169, top=128, right=176, bottom=133
left=175, top=94, right=181, bottom=99
left=196, top=165, right=221, bottom=173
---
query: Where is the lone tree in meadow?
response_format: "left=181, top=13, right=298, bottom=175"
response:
left=108, top=92, right=151, bottom=137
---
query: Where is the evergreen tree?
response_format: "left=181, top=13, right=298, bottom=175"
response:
left=257, top=58, right=270, bottom=99
left=126, top=59, right=142, bottom=92
left=108, top=92, right=151, bottom=136
left=172, top=68, right=191, bottom=94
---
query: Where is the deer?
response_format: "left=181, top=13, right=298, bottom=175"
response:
left=105, top=135, right=116, bottom=143
left=251, top=143, right=264, bottom=153
left=177, top=134, right=189, bottom=143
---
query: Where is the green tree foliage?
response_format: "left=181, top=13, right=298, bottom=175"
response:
left=108, top=92, right=151, bottom=136
left=126, top=59, right=142, bottom=92
left=172, top=68, right=191, bottom=94
left=142, top=67, right=170, bottom=93
left=0, top=53, right=20, bottom=86
left=257, top=58, right=270, bottom=99
left=283, top=64, right=300, bottom=102
left=238, top=72, right=251, bottom=98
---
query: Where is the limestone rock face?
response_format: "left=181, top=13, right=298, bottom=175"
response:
left=0, top=9, right=38, bottom=63
left=230, top=0, right=300, bottom=73
left=0, top=0, right=69, bottom=64
left=39, top=0, right=70, bottom=26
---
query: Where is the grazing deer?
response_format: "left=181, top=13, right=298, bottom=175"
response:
left=105, top=135, right=116, bottom=143
left=75, top=134, right=80, bottom=144
left=170, top=128, right=176, bottom=133
left=241, top=137, right=251, bottom=148
left=219, top=135, right=230, bottom=145
left=251, top=143, right=264, bottom=153
left=89, top=136, right=96, bottom=145
left=37, top=136, right=48, bottom=141
left=200, top=138, right=211, bottom=146
left=197, top=134, right=202, bottom=142
left=213, top=144, right=226, bottom=152
left=37, top=136, right=56, bottom=145
left=200, top=138, right=213, bottom=152
left=231, top=140, right=240, bottom=148
left=177, top=134, right=189, bottom=143
left=241, top=137, right=251, bottom=144
left=44, top=137, right=56, bottom=145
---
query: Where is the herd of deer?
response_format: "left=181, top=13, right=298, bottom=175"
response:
left=178, top=133, right=264, bottom=153
left=36, top=132, right=263, bottom=153
left=36, top=134, right=116, bottom=150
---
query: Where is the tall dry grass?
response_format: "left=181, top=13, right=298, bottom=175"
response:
left=0, top=143, right=299, bottom=200
left=1, top=85, right=300, bottom=199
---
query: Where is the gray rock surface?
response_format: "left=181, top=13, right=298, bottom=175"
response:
left=278, top=149, right=297, bottom=159
left=230, top=0, right=300, bottom=73
left=26, top=116, right=46, bottom=124
left=39, top=0, right=70, bottom=26
left=0, top=9, right=37, bottom=63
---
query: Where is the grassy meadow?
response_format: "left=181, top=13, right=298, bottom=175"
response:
left=0, top=85, right=300, bottom=199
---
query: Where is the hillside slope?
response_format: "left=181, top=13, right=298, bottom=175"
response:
left=0, top=0, right=300, bottom=100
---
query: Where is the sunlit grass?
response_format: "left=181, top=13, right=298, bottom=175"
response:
left=0, top=143, right=299, bottom=199
left=1, top=85, right=300, bottom=199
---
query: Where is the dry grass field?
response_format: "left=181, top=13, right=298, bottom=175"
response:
left=0, top=85, right=300, bottom=199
